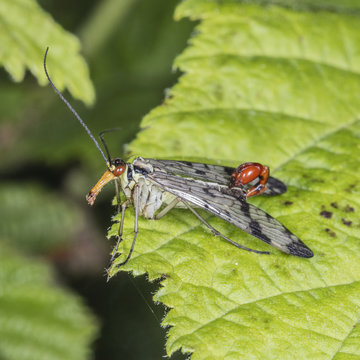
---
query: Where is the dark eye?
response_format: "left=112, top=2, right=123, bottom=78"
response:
left=112, top=158, right=124, bottom=167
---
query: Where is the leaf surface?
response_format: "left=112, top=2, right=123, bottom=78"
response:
left=108, top=1, right=360, bottom=359
left=0, top=183, right=82, bottom=252
left=0, top=243, right=97, bottom=360
left=0, top=0, right=94, bottom=104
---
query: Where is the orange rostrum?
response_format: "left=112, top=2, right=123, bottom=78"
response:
left=86, top=170, right=116, bottom=206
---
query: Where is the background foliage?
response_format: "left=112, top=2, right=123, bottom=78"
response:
left=0, top=0, right=192, bottom=359
left=1, top=0, right=360, bottom=359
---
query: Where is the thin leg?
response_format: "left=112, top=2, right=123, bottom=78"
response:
left=114, top=179, right=122, bottom=213
left=109, top=199, right=129, bottom=265
left=115, top=185, right=140, bottom=268
left=181, top=201, right=269, bottom=255
left=155, top=197, right=181, bottom=220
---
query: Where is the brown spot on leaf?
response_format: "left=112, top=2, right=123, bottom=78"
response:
left=325, top=228, right=336, bottom=237
left=341, top=218, right=352, bottom=226
left=312, top=178, right=324, bottom=183
left=344, top=205, right=355, bottom=213
left=345, top=184, right=356, bottom=193
left=330, top=202, right=338, bottom=209
left=283, top=201, right=293, bottom=206
left=320, top=211, right=332, bottom=219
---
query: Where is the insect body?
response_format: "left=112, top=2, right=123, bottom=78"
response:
left=43, top=48, right=313, bottom=270
left=230, top=162, right=269, bottom=198
left=86, top=157, right=313, bottom=267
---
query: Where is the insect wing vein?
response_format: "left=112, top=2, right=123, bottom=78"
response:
left=145, top=159, right=232, bottom=184
left=144, top=158, right=286, bottom=196
left=147, top=171, right=312, bottom=258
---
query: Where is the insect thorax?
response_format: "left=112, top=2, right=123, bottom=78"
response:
left=121, top=159, right=165, bottom=219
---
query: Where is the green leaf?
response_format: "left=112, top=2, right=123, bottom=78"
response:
left=108, top=1, right=360, bottom=359
left=0, top=183, right=82, bottom=253
left=0, top=243, right=97, bottom=360
left=0, top=0, right=94, bottom=105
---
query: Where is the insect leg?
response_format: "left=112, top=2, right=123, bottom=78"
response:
left=109, top=199, right=129, bottom=267
left=114, top=179, right=122, bottom=213
left=155, top=197, right=181, bottom=220
left=181, top=200, right=270, bottom=255
left=115, top=185, right=140, bottom=268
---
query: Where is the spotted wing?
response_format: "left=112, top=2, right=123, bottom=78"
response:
left=147, top=171, right=313, bottom=258
left=144, top=158, right=287, bottom=196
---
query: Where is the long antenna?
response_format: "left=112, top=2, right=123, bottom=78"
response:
left=43, top=47, right=109, bottom=165
left=99, top=128, right=122, bottom=164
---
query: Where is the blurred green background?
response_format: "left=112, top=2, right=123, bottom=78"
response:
left=0, top=0, right=193, bottom=358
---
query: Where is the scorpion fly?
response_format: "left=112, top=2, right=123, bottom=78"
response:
left=43, top=48, right=313, bottom=269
